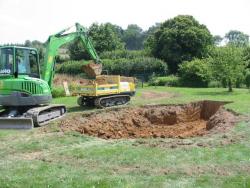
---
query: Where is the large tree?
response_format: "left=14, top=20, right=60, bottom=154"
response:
left=122, top=24, right=145, bottom=50
left=243, top=46, right=250, bottom=67
left=213, top=35, right=223, bottom=46
left=147, top=15, right=213, bottom=73
left=68, top=23, right=124, bottom=60
left=88, top=23, right=124, bottom=53
left=210, top=46, right=245, bottom=92
left=225, top=30, right=249, bottom=47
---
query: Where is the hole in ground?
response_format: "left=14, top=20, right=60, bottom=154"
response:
left=59, top=100, right=238, bottom=139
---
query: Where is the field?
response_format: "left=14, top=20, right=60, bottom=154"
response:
left=0, top=87, right=250, bottom=188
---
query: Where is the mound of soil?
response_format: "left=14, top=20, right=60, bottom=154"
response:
left=53, top=74, right=92, bottom=86
left=59, top=101, right=238, bottom=139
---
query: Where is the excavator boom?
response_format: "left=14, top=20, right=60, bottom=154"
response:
left=42, top=23, right=102, bottom=88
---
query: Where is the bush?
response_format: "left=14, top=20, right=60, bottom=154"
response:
left=51, top=86, right=66, bottom=98
left=102, top=57, right=168, bottom=80
left=148, top=75, right=180, bottom=86
left=100, top=50, right=150, bottom=59
left=56, top=60, right=84, bottom=75
left=179, top=58, right=211, bottom=87
left=56, top=51, right=168, bottom=81
left=208, top=80, right=222, bottom=88
left=56, top=61, right=90, bottom=78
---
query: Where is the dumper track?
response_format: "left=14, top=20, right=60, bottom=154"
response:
left=94, top=95, right=130, bottom=108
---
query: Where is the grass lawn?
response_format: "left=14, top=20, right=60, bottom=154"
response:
left=0, top=87, right=250, bottom=188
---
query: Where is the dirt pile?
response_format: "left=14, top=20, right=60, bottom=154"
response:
left=59, top=101, right=238, bottom=139
left=53, top=74, right=92, bottom=86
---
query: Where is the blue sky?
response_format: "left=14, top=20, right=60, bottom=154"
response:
left=0, top=0, right=249, bottom=43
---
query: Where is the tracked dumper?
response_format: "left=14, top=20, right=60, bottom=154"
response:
left=71, top=75, right=136, bottom=108
left=0, top=23, right=102, bottom=129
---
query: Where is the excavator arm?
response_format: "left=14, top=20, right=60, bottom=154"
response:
left=42, top=23, right=102, bottom=88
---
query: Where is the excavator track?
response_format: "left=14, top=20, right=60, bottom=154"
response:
left=94, top=95, right=130, bottom=108
left=0, top=105, right=66, bottom=129
left=25, top=104, right=66, bottom=127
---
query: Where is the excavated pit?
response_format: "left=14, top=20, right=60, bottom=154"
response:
left=59, top=101, right=238, bottom=139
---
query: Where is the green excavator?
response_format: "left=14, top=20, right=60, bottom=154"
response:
left=0, top=23, right=102, bottom=129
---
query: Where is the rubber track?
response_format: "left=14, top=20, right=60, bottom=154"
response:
left=25, top=104, right=66, bottom=127
left=94, top=95, right=130, bottom=108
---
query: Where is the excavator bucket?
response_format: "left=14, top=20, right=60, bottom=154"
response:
left=82, top=61, right=102, bottom=78
left=0, top=117, right=33, bottom=129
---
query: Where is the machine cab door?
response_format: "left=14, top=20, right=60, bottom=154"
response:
left=15, top=47, right=40, bottom=78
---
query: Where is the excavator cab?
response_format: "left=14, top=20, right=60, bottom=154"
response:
left=0, top=46, right=40, bottom=78
left=0, top=46, right=66, bottom=129
left=15, top=47, right=40, bottom=78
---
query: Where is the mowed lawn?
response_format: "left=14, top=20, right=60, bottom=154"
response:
left=0, top=87, right=250, bottom=188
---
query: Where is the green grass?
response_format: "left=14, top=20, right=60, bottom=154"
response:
left=1, top=87, right=250, bottom=188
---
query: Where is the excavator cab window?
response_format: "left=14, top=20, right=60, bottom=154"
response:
left=15, top=48, right=40, bottom=78
left=0, top=48, right=13, bottom=75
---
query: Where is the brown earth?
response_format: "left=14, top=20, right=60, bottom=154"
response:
left=53, top=74, right=92, bottom=86
left=141, top=91, right=176, bottom=100
left=59, top=101, right=238, bottom=139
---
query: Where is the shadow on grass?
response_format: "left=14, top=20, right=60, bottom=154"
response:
left=194, top=90, right=239, bottom=96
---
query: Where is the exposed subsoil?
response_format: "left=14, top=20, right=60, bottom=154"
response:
left=59, top=100, right=239, bottom=139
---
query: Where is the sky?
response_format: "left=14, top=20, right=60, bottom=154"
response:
left=0, top=0, right=249, bottom=44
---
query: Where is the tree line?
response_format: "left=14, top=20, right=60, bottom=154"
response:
left=3, top=15, right=250, bottom=92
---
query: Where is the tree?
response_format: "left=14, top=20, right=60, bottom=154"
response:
left=144, top=23, right=161, bottom=52
left=225, top=30, right=249, bottom=47
left=210, top=46, right=245, bottom=92
left=146, top=15, right=213, bottom=73
left=213, top=35, right=223, bottom=46
left=23, top=40, right=46, bottom=64
left=68, top=23, right=124, bottom=60
left=179, top=58, right=211, bottom=87
left=88, top=23, right=124, bottom=53
left=145, top=23, right=161, bottom=36
left=68, top=40, right=91, bottom=61
left=245, top=70, right=250, bottom=89
left=24, top=40, right=32, bottom=47
left=122, top=24, right=145, bottom=50
left=243, top=46, right=250, bottom=67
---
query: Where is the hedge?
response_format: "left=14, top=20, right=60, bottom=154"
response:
left=56, top=57, right=168, bottom=80
left=148, top=75, right=180, bottom=86
left=100, top=50, right=149, bottom=59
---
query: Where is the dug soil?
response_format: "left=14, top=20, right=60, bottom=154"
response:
left=59, top=101, right=238, bottom=139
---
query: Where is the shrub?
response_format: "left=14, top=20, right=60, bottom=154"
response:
left=56, top=60, right=85, bottom=75
left=100, top=50, right=149, bottom=59
left=148, top=75, right=180, bottom=86
left=102, top=57, right=167, bottom=80
left=179, top=58, right=211, bottom=87
left=56, top=53, right=168, bottom=81
left=208, top=80, right=222, bottom=88
left=51, top=86, right=66, bottom=98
